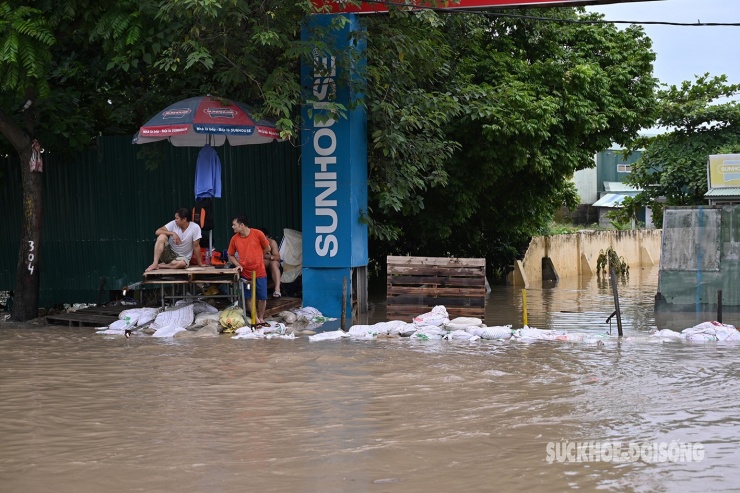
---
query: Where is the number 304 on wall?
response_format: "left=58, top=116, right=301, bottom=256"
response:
left=27, top=241, right=35, bottom=275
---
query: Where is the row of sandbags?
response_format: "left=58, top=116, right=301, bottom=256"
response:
left=652, top=321, right=740, bottom=342
left=310, top=305, right=610, bottom=343
left=95, top=302, right=334, bottom=338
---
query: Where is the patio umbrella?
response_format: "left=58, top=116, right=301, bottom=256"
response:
left=132, top=95, right=282, bottom=259
left=132, top=95, right=281, bottom=147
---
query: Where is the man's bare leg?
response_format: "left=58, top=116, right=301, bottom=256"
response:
left=160, top=260, right=187, bottom=270
left=257, top=299, right=267, bottom=324
left=269, top=262, right=281, bottom=295
left=145, top=234, right=169, bottom=271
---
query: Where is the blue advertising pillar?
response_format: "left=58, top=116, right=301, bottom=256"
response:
left=300, top=14, right=368, bottom=320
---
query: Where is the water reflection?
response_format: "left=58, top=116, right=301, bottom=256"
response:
left=1, top=265, right=740, bottom=493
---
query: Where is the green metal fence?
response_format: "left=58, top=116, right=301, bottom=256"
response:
left=0, top=136, right=302, bottom=307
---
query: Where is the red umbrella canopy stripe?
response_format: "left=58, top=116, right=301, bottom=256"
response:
left=133, top=96, right=280, bottom=146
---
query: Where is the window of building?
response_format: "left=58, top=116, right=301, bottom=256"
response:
left=617, top=164, right=632, bottom=173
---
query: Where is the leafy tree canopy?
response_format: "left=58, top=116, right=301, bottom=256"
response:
left=366, top=9, right=657, bottom=276
left=614, top=74, right=740, bottom=228
left=1, top=2, right=659, bottom=318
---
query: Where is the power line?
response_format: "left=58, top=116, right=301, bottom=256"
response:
left=345, top=0, right=740, bottom=27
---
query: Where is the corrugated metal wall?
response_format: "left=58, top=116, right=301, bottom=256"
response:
left=0, top=136, right=302, bottom=306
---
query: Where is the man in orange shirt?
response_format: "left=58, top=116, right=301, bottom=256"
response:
left=227, top=215, right=271, bottom=325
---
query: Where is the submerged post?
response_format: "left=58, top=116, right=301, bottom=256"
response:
left=717, top=289, right=723, bottom=323
left=251, top=270, right=257, bottom=328
left=610, top=266, right=623, bottom=337
left=521, top=289, right=528, bottom=327
left=341, top=276, right=348, bottom=332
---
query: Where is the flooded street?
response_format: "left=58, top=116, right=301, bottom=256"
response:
left=2, top=265, right=740, bottom=493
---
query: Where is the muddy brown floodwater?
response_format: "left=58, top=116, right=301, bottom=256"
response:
left=2, top=266, right=739, bottom=493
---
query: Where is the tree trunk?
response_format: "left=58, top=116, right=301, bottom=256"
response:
left=11, top=144, right=43, bottom=322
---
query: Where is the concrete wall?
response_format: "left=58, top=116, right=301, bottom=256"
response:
left=509, top=229, right=662, bottom=287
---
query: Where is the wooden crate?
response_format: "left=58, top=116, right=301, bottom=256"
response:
left=386, top=256, right=486, bottom=322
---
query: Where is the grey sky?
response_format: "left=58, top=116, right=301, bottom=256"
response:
left=587, top=0, right=740, bottom=88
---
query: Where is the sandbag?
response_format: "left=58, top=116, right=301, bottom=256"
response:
left=219, top=307, right=246, bottom=332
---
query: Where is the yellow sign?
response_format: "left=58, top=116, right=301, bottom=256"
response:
left=708, top=154, right=740, bottom=188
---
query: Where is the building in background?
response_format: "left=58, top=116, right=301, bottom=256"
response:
left=569, top=148, right=653, bottom=228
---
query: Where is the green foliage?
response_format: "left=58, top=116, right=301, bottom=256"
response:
left=0, top=2, right=55, bottom=97
left=370, top=9, right=657, bottom=276
left=1, top=2, right=658, bottom=285
left=596, top=246, right=629, bottom=280
left=613, top=74, right=740, bottom=228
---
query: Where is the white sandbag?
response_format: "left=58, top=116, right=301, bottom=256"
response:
left=108, top=318, right=136, bottom=331
left=151, top=304, right=195, bottom=330
left=348, top=324, right=375, bottom=338
left=295, top=306, right=322, bottom=322
left=118, top=309, right=141, bottom=326
left=444, top=329, right=479, bottom=341
left=347, top=323, right=383, bottom=339
left=279, top=310, right=297, bottom=323
left=466, top=325, right=513, bottom=340
left=389, top=323, right=418, bottom=337
left=652, top=329, right=683, bottom=339
left=445, top=317, right=483, bottom=331
left=308, top=330, right=350, bottom=342
left=135, top=307, right=161, bottom=326
left=152, top=326, right=187, bottom=338
left=411, top=326, right=447, bottom=340
left=411, top=332, right=444, bottom=341
left=684, top=332, right=718, bottom=342
left=512, top=326, right=566, bottom=342
left=682, top=321, right=740, bottom=342
left=716, top=326, right=740, bottom=341
left=374, top=320, right=405, bottom=334
left=192, top=301, right=218, bottom=314
left=193, top=311, right=221, bottom=327
left=96, top=325, right=127, bottom=335
left=413, top=305, right=449, bottom=327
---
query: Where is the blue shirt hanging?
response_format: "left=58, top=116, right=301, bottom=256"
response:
left=194, top=144, right=222, bottom=199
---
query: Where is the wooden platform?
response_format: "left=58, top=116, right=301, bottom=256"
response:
left=142, top=266, right=240, bottom=284
left=46, top=305, right=135, bottom=327
left=386, top=256, right=486, bottom=321
left=45, top=297, right=303, bottom=328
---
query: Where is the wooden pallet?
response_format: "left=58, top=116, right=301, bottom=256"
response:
left=46, top=305, right=136, bottom=327
left=386, top=256, right=486, bottom=321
